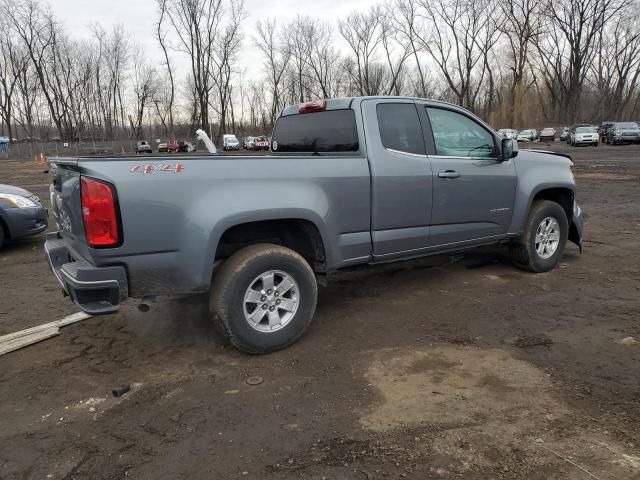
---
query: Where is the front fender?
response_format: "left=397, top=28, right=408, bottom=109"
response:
left=508, top=151, right=576, bottom=234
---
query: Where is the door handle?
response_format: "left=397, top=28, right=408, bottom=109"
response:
left=438, top=170, right=461, bottom=179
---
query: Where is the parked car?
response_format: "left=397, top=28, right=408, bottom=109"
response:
left=569, top=126, right=599, bottom=147
left=136, top=141, right=152, bottom=154
left=158, top=142, right=168, bottom=153
left=566, top=124, right=590, bottom=143
left=243, top=136, right=255, bottom=150
left=517, top=130, right=536, bottom=142
left=45, top=96, right=584, bottom=354
left=606, top=122, right=640, bottom=145
left=539, top=128, right=556, bottom=141
left=253, top=136, right=270, bottom=151
left=599, top=121, right=616, bottom=141
left=223, top=134, right=240, bottom=151
left=559, top=127, right=570, bottom=141
left=178, top=141, right=195, bottom=153
left=168, top=140, right=180, bottom=153
left=0, top=184, right=48, bottom=249
left=497, top=128, right=518, bottom=140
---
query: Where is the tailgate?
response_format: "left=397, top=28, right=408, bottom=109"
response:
left=49, top=158, right=88, bottom=256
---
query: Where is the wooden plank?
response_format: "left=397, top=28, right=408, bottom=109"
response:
left=0, top=324, right=53, bottom=344
left=53, top=312, right=91, bottom=328
left=0, top=312, right=91, bottom=344
left=0, top=328, right=59, bottom=356
left=0, top=312, right=91, bottom=352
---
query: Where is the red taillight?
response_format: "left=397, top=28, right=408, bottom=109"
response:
left=299, top=99, right=327, bottom=114
left=81, top=177, right=120, bottom=247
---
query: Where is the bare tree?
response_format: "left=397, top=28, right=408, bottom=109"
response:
left=536, top=0, right=626, bottom=121
left=393, top=0, right=430, bottom=97
left=255, top=19, right=291, bottom=124
left=0, top=20, right=26, bottom=139
left=209, top=0, right=244, bottom=139
left=590, top=13, right=640, bottom=120
left=413, top=0, right=501, bottom=111
left=130, top=46, right=156, bottom=139
left=339, top=7, right=386, bottom=95
left=156, top=0, right=176, bottom=136
left=497, top=0, right=541, bottom=126
left=379, top=10, right=411, bottom=95
left=164, top=0, right=224, bottom=131
left=3, top=0, right=66, bottom=138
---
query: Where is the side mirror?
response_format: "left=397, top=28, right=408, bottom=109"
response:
left=501, top=138, right=518, bottom=160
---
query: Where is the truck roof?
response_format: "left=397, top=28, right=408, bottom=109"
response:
left=279, top=96, right=460, bottom=117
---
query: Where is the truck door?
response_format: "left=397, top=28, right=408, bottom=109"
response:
left=361, top=99, right=433, bottom=256
left=418, top=103, right=517, bottom=245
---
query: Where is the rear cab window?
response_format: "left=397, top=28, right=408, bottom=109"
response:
left=271, top=110, right=359, bottom=155
left=376, top=103, right=425, bottom=155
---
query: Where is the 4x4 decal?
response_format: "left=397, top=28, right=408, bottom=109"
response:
left=130, top=163, right=185, bottom=175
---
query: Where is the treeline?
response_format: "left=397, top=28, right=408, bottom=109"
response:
left=0, top=0, right=639, bottom=143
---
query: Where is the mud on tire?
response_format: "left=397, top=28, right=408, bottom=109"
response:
left=510, top=200, right=569, bottom=273
left=210, top=243, right=318, bottom=354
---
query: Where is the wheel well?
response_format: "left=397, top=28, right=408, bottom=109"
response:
left=215, top=219, right=327, bottom=273
left=533, top=188, right=574, bottom=222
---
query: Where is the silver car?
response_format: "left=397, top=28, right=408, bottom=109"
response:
left=223, top=134, right=240, bottom=151
left=0, top=184, right=48, bottom=249
left=570, top=126, right=599, bottom=147
left=497, top=128, right=518, bottom=140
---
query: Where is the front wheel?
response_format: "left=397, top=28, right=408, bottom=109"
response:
left=510, top=200, right=569, bottom=273
left=210, top=244, right=318, bottom=354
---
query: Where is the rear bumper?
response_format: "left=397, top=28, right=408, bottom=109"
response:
left=44, top=232, right=128, bottom=315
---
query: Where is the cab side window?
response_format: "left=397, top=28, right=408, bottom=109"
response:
left=426, top=108, right=495, bottom=158
left=377, top=103, right=425, bottom=155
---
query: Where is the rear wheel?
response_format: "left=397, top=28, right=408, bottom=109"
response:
left=0, top=224, right=5, bottom=249
left=210, top=243, right=318, bottom=354
left=510, top=200, right=569, bottom=273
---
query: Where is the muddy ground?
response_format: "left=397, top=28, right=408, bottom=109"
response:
left=0, top=144, right=639, bottom=479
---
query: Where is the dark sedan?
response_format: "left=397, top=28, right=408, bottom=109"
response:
left=0, top=184, right=48, bottom=249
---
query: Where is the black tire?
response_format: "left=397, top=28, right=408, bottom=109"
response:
left=510, top=200, right=569, bottom=273
left=210, top=243, right=318, bottom=354
left=593, top=142, right=598, bottom=147
left=0, top=224, right=5, bottom=249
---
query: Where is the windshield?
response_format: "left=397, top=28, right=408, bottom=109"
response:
left=576, top=127, right=597, bottom=133
left=616, top=122, right=638, bottom=129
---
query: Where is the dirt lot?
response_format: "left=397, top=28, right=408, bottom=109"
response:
left=1, top=144, right=639, bottom=479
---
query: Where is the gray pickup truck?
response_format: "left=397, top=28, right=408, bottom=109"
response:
left=45, top=97, right=584, bottom=353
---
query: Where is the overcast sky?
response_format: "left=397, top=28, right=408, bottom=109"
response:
left=53, top=0, right=373, bottom=76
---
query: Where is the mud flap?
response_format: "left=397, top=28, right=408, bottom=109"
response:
left=569, top=222, right=583, bottom=253
left=569, top=201, right=584, bottom=253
